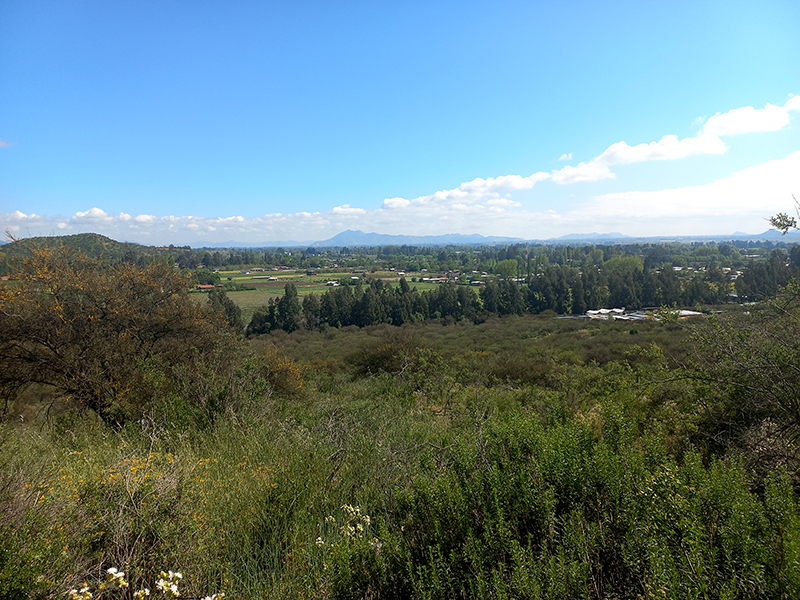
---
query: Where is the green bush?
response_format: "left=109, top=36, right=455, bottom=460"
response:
left=325, top=408, right=800, bottom=599
left=4, top=292, right=800, bottom=599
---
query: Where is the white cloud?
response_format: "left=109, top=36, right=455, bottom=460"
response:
left=468, top=173, right=550, bottom=193
left=550, top=131, right=727, bottom=186
left=594, top=133, right=727, bottom=165
left=382, top=197, right=411, bottom=209
left=73, top=207, right=114, bottom=222
left=2, top=211, right=69, bottom=237
left=701, top=103, right=790, bottom=136
left=2, top=147, right=795, bottom=245
left=332, top=204, right=367, bottom=215
left=571, top=150, right=800, bottom=233
left=383, top=171, right=551, bottom=211
left=551, top=161, right=614, bottom=184
left=4, top=95, right=797, bottom=244
left=4, top=210, right=51, bottom=227
left=551, top=132, right=726, bottom=186
left=0, top=138, right=11, bottom=147
left=487, top=198, right=522, bottom=208
left=547, top=96, right=799, bottom=187
left=558, top=153, right=572, bottom=161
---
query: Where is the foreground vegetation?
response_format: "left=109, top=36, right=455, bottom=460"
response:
left=2, top=238, right=800, bottom=599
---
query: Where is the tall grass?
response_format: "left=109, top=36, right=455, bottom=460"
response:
left=2, top=317, right=799, bottom=599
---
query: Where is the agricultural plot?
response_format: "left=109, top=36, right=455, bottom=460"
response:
left=194, top=270, right=446, bottom=323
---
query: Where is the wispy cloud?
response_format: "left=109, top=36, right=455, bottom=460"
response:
left=3, top=96, right=798, bottom=244
left=570, top=150, right=800, bottom=234
left=550, top=133, right=726, bottom=185
left=4, top=151, right=797, bottom=243
left=701, top=102, right=791, bottom=136
left=0, top=137, right=12, bottom=147
left=594, top=133, right=727, bottom=165
left=558, top=153, right=572, bottom=161
left=331, top=204, right=368, bottom=215
left=549, top=98, right=797, bottom=187
left=487, top=198, right=522, bottom=208
left=550, top=162, right=613, bottom=184
left=380, top=172, right=550, bottom=210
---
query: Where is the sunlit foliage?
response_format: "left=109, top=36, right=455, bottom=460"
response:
left=3, top=233, right=800, bottom=599
left=0, top=242, right=221, bottom=422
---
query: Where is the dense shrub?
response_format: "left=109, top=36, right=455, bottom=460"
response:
left=327, top=409, right=800, bottom=600
left=0, top=243, right=227, bottom=424
left=687, top=279, right=800, bottom=479
left=4, top=274, right=800, bottom=599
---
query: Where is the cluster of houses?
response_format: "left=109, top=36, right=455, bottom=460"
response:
left=674, top=266, right=743, bottom=281
left=583, top=308, right=703, bottom=321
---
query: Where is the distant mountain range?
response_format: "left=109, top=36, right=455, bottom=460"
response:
left=4, top=229, right=798, bottom=254
left=191, top=239, right=316, bottom=249
left=191, top=231, right=526, bottom=248
left=555, top=232, right=630, bottom=241
left=196, top=228, right=800, bottom=248
left=309, top=230, right=525, bottom=247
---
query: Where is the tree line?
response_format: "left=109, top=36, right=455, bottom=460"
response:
left=246, top=248, right=797, bottom=335
left=4, top=232, right=798, bottom=278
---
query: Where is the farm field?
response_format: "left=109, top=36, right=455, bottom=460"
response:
left=194, top=270, right=452, bottom=322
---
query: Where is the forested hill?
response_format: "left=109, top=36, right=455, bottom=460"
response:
left=0, top=233, right=177, bottom=275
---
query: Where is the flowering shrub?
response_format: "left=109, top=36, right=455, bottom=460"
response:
left=315, top=505, right=386, bottom=599
left=316, top=504, right=373, bottom=549
left=67, top=567, right=129, bottom=599
left=67, top=567, right=224, bottom=600
left=67, top=585, right=92, bottom=600
left=155, top=571, right=181, bottom=597
left=0, top=242, right=222, bottom=424
left=261, top=350, right=305, bottom=397
left=105, top=567, right=129, bottom=589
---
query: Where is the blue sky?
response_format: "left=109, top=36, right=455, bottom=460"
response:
left=2, top=1, right=799, bottom=245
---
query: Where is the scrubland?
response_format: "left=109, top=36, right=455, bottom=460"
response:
left=2, top=243, right=800, bottom=599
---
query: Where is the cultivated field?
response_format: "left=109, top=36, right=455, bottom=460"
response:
left=194, top=270, right=448, bottom=322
